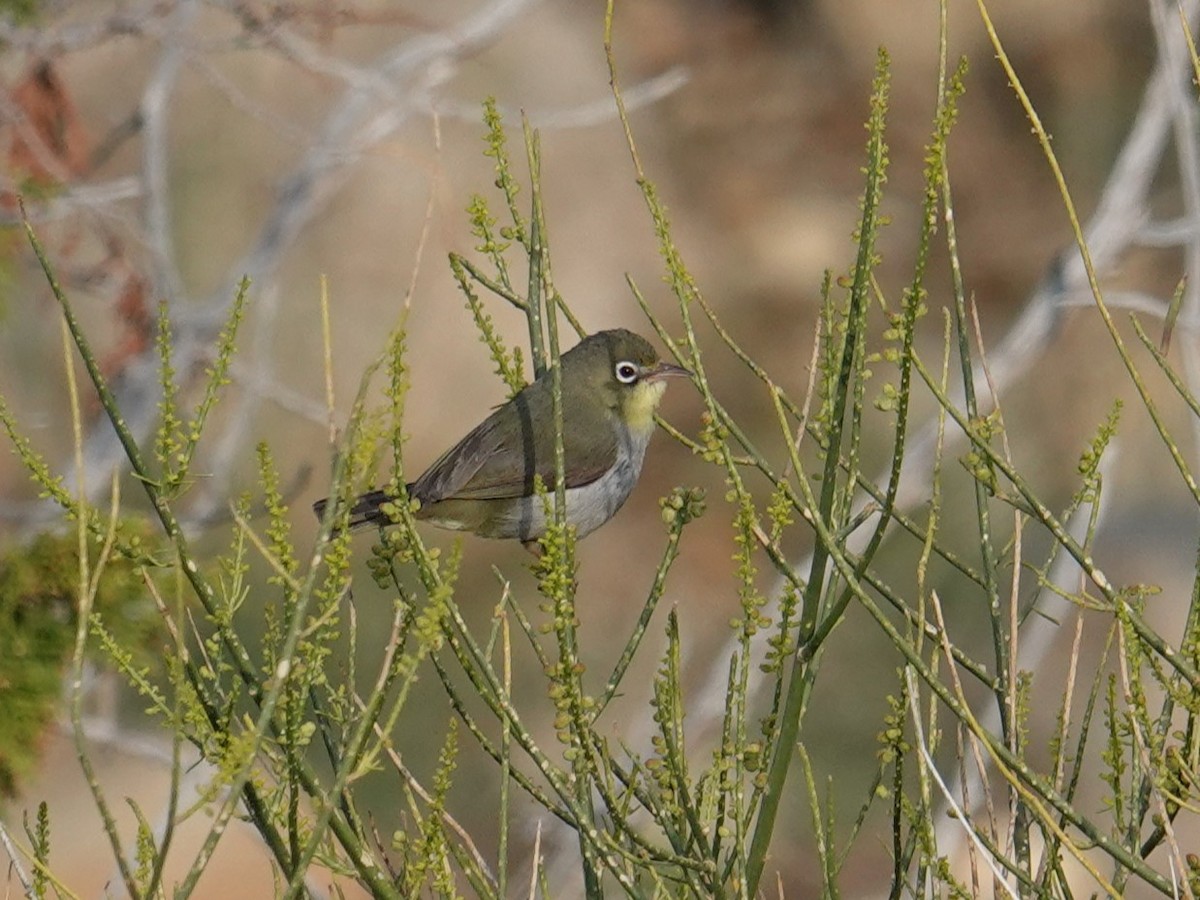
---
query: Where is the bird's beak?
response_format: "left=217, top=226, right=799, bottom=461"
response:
left=644, top=361, right=691, bottom=382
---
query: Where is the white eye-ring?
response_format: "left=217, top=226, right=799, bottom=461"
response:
left=614, top=360, right=640, bottom=384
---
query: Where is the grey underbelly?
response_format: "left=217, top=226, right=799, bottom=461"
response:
left=489, top=455, right=640, bottom=541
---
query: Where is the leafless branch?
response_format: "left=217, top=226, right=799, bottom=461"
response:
left=62, top=0, right=542, bottom=503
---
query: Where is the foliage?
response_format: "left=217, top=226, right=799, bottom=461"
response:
left=0, top=526, right=164, bottom=797
left=0, top=3, right=1199, bottom=898
left=0, top=0, right=38, bottom=25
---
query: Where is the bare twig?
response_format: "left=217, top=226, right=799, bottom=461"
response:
left=61, top=0, right=540, bottom=504
left=904, top=667, right=1019, bottom=899
left=140, top=0, right=195, bottom=303
left=0, top=817, right=34, bottom=896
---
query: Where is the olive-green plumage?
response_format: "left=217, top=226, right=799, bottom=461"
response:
left=314, top=329, right=687, bottom=547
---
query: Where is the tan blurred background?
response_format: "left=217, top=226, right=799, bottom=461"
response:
left=3, top=0, right=1192, bottom=896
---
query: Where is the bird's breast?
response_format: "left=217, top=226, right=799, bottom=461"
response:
left=486, top=422, right=651, bottom=541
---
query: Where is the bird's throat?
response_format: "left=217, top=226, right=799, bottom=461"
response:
left=623, top=380, right=668, bottom=435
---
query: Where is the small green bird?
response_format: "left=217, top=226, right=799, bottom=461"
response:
left=314, top=328, right=688, bottom=549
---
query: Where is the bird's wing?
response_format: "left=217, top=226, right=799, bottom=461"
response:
left=409, top=390, right=619, bottom=503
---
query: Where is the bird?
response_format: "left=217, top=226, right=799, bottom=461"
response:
left=313, top=328, right=689, bottom=550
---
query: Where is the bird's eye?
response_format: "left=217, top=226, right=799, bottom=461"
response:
left=614, top=361, right=639, bottom=384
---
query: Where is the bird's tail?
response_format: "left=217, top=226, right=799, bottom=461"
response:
left=312, top=488, right=396, bottom=531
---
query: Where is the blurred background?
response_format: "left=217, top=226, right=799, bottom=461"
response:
left=1, top=0, right=1192, bottom=896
